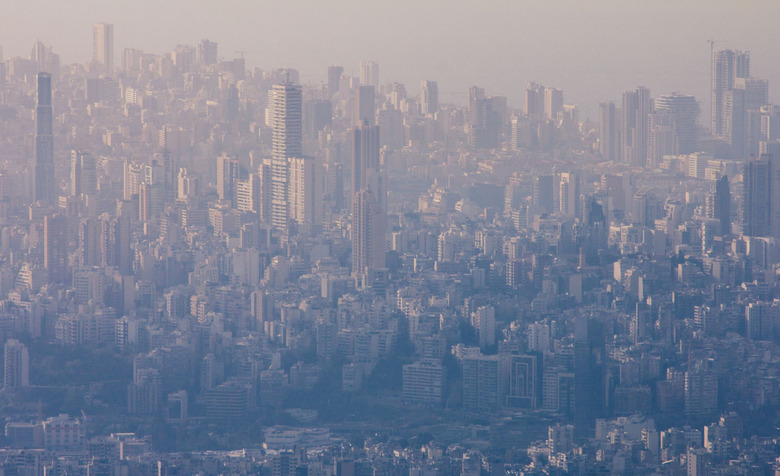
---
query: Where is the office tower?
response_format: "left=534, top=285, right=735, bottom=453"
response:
left=533, top=175, right=555, bottom=213
left=354, top=85, right=375, bottom=126
left=420, top=80, right=439, bottom=115
left=598, top=102, right=618, bottom=161
left=303, top=99, right=332, bottom=140
left=4, top=340, right=29, bottom=389
left=44, top=213, right=68, bottom=283
left=34, top=73, right=54, bottom=204
left=468, top=86, right=502, bottom=149
left=647, top=112, right=675, bottom=169
left=352, top=189, right=386, bottom=278
left=653, top=93, right=700, bottom=154
left=288, top=156, right=320, bottom=227
left=359, top=60, right=378, bottom=87
left=714, top=175, right=731, bottom=235
left=216, top=153, right=241, bottom=207
left=544, top=87, right=563, bottom=120
left=78, top=218, right=102, bottom=267
left=723, top=87, right=746, bottom=157
left=745, top=302, right=776, bottom=341
left=327, top=66, right=343, bottom=96
left=741, top=154, right=780, bottom=238
left=351, top=122, right=381, bottom=198
left=712, top=49, right=750, bottom=137
left=31, top=40, right=59, bottom=77
left=621, top=86, right=652, bottom=166
left=559, top=172, right=580, bottom=217
left=198, top=39, right=218, bottom=66
left=70, top=151, right=97, bottom=197
left=92, top=23, right=114, bottom=74
left=574, top=314, right=605, bottom=440
left=525, top=82, right=545, bottom=119
left=268, top=83, right=302, bottom=229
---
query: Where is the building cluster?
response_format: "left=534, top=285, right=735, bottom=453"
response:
left=0, top=24, right=780, bottom=474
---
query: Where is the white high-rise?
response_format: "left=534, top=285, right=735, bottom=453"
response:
left=268, top=83, right=302, bottom=229
left=360, top=61, right=379, bottom=87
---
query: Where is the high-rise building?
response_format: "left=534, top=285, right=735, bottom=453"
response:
left=351, top=122, right=381, bottom=198
left=354, top=85, right=375, bottom=126
left=544, top=87, right=564, bottom=120
left=3, top=340, right=29, bottom=389
left=92, top=23, right=114, bottom=74
left=216, top=153, right=242, bottom=207
left=742, top=154, right=780, bottom=238
left=44, top=213, right=68, bottom=284
left=525, top=82, right=545, bottom=119
left=352, top=189, right=385, bottom=279
left=420, top=80, right=439, bottom=115
left=574, top=314, right=605, bottom=440
left=598, top=102, right=618, bottom=162
left=268, top=83, right=302, bottom=229
left=70, top=150, right=97, bottom=197
left=327, top=66, right=343, bottom=96
left=360, top=60, right=379, bottom=87
left=198, top=39, right=218, bottom=66
left=34, top=73, right=54, bottom=204
left=559, top=171, right=580, bottom=217
left=288, top=156, right=320, bottom=227
left=712, top=49, right=750, bottom=137
left=654, top=93, right=700, bottom=154
left=621, top=86, right=652, bottom=166
left=714, top=175, right=731, bottom=235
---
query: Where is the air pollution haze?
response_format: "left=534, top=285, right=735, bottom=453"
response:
left=2, top=0, right=779, bottom=117
left=2, top=1, right=780, bottom=474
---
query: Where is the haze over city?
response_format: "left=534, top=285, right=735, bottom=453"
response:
left=3, top=1, right=780, bottom=117
left=1, top=1, right=780, bottom=475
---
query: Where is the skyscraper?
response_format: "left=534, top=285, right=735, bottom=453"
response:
left=92, top=23, right=114, bottom=74
left=70, top=150, right=97, bottom=197
left=354, top=85, right=375, bottom=126
left=714, top=175, right=731, bottom=235
left=34, top=72, right=54, bottom=204
left=360, top=60, right=379, bottom=87
left=351, top=122, right=381, bottom=199
left=741, top=154, right=780, bottom=238
left=420, top=80, right=439, bottom=115
left=327, top=66, right=343, bottom=96
left=712, top=49, right=750, bottom=137
left=216, top=153, right=242, bottom=207
left=598, top=102, right=618, bottom=162
left=544, top=87, right=564, bottom=120
left=3, top=340, right=29, bottom=389
left=44, top=213, right=68, bottom=283
left=288, top=156, right=320, bottom=227
left=621, top=86, right=652, bottom=167
left=654, top=93, right=700, bottom=154
left=198, top=39, right=218, bottom=66
left=268, top=83, right=302, bottom=229
left=352, top=189, right=386, bottom=280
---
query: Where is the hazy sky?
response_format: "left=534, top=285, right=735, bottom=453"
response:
left=2, top=0, right=778, bottom=119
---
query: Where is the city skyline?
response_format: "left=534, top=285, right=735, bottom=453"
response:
left=2, top=2, right=780, bottom=118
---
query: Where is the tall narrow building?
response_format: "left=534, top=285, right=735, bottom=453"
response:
left=92, top=23, right=114, bottom=74
left=420, top=80, right=439, bottom=115
left=351, top=122, right=381, bottom=199
left=3, top=340, right=29, bottom=389
left=712, top=49, right=750, bottom=137
left=621, top=87, right=652, bottom=167
left=34, top=72, right=55, bottom=204
left=352, top=189, right=386, bottom=279
left=598, top=102, right=618, bottom=162
left=268, top=83, right=302, bottom=229
left=44, top=213, right=68, bottom=284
